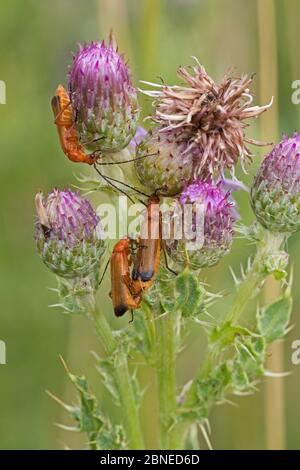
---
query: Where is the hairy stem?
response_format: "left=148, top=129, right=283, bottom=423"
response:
left=226, top=229, right=285, bottom=323
left=156, top=312, right=182, bottom=449
left=91, top=306, right=144, bottom=449
left=92, top=305, right=116, bottom=356
left=114, top=349, right=145, bottom=449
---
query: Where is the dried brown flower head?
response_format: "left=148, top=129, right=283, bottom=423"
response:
left=142, top=59, right=272, bottom=179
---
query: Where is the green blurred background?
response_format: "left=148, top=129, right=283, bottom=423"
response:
left=0, top=0, right=300, bottom=449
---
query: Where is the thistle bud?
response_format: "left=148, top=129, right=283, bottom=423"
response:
left=251, top=133, right=300, bottom=233
left=164, top=180, right=235, bottom=269
left=135, top=129, right=195, bottom=196
left=35, top=189, right=105, bottom=279
left=69, top=39, right=139, bottom=154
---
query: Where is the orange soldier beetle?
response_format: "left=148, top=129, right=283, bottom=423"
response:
left=110, top=238, right=142, bottom=317
left=52, top=85, right=156, bottom=204
left=132, top=194, right=161, bottom=290
left=51, top=84, right=98, bottom=165
left=52, top=84, right=157, bottom=169
left=132, top=193, right=177, bottom=288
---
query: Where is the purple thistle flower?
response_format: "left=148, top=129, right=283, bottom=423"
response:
left=128, top=126, right=148, bottom=153
left=218, top=176, right=249, bottom=220
left=35, top=189, right=105, bottom=278
left=251, top=133, right=300, bottom=233
left=69, top=37, right=139, bottom=154
left=164, top=180, right=235, bottom=269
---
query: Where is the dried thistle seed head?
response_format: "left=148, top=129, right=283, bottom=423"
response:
left=143, top=59, right=272, bottom=179
left=164, top=180, right=235, bottom=269
left=69, top=37, right=139, bottom=154
left=35, top=189, right=106, bottom=279
left=135, top=128, right=195, bottom=196
left=251, top=133, right=300, bottom=233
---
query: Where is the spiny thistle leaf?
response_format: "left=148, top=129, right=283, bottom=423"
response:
left=258, top=292, right=292, bottom=343
left=128, top=303, right=156, bottom=364
left=94, top=423, right=127, bottom=451
left=94, top=355, right=121, bottom=407
left=231, top=361, right=249, bottom=390
left=175, top=268, right=203, bottom=317
left=230, top=337, right=265, bottom=391
left=130, top=369, right=144, bottom=409
left=210, top=321, right=253, bottom=348
left=64, top=363, right=104, bottom=437
left=180, top=363, right=232, bottom=423
left=54, top=276, right=97, bottom=315
left=51, top=358, right=128, bottom=450
left=154, top=266, right=211, bottom=319
left=184, top=424, right=201, bottom=450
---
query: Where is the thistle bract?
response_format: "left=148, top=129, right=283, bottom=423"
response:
left=135, top=129, right=195, bottom=196
left=35, top=189, right=105, bottom=279
left=164, top=180, right=234, bottom=269
left=251, top=133, right=300, bottom=233
left=144, top=60, right=271, bottom=179
left=69, top=39, right=139, bottom=154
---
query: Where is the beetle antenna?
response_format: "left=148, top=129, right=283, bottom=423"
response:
left=99, top=257, right=110, bottom=287
left=96, top=152, right=157, bottom=166
left=162, top=245, right=177, bottom=276
left=93, top=165, right=136, bottom=204
left=93, top=164, right=150, bottom=199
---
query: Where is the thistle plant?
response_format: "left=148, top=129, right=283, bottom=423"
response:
left=35, top=38, right=297, bottom=450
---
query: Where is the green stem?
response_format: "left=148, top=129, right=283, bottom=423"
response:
left=92, top=306, right=116, bottom=355
left=91, top=306, right=144, bottom=449
left=156, top=312, right=182, bottom=449
left=114, top=349, right=145, bottom=449
left=227, top=229, right=285, bottom=324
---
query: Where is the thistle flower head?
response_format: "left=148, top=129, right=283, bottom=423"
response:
left=135, top=128, right=195, bottom=196
left=69, top=37, right=139, bottom=153
left=251, top=133, right=300, bottom=233
left=35, top=189, right=105, bottom=279
left=164, top=180, right=235, bottom=269
left=143, top=60, right=271, bottom=179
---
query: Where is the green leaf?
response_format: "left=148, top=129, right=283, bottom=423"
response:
left=127, top=303, right=156, bottom=364
left=95, top=423, right=128, bottom=450
left=95, top=357, right=120, bottom=406
left=181, top=363, right=231, bottom=422
left=184, top=424, right=201, bottom=450
left=131, top=369, right=144, bottom=408
left=51, top=359, right=129, bottom=450
left=258, top=293, right=292, bottom=343
left=210, top=321, right=252, bottom=347
left=175, top=268, right=203, bottom=317
left=232, top=361, right=249, bottom=390
left=66, top=370, right=103, bottom=436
